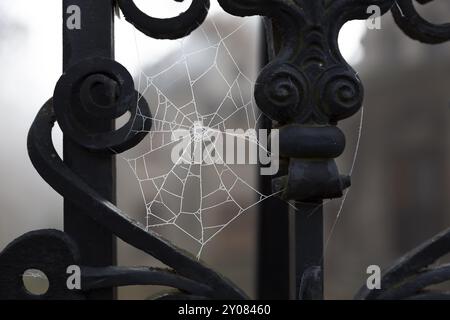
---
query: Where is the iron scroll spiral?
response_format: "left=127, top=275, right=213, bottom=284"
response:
left=53, top=57, right=151, bottom=153
left=23, top=57, right=246, bottom=299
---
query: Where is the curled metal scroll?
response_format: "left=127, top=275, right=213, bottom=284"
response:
left=0, top=55, right=245, bottom=299
left=356, top=227, right=450, bottom=300
left=23, top=60, right=246, bottom=299
left=53, top=57, right=151, bottom=153
left=117, top=0, right=210, bottom=39
left=0, top=230, right=83, bottom=300
left=392, top=0, right=450, bottom=44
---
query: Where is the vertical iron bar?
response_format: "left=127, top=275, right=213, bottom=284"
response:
left=293, top=200, right=324, bottom=300
left=257, top=19, right=291, bottom=300
left=257, top=132, right=290, bottom=300
left=62, top=0, right=116, bottom=300
left=260, top=16, right=325, bottom=301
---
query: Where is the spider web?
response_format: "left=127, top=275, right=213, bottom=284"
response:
left=116, top=9, right=364, bottom=260
left=117, top=14, right=279, bottom=258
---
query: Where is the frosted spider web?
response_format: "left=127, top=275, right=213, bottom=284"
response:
left=115, top=9, right=365, bottom=259
left=117, top=14, right=282, bottom=258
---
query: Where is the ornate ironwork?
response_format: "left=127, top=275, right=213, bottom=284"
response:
left=1, top=0, right=450, bottom=300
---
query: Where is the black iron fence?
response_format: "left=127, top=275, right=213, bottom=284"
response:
left=0, top=0, right=450, bottom=300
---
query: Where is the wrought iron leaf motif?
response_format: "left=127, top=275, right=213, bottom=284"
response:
left=218, top=0, right=394, bottom=124
left=218, top=0, right=394, bottom=202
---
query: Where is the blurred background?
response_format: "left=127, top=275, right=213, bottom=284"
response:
left=0, top=0, right=449, bottom=299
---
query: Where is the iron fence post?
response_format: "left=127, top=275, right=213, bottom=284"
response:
left=293, top=201, right=323, bottom=299
left=62, top=0, right=116, bottom=300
